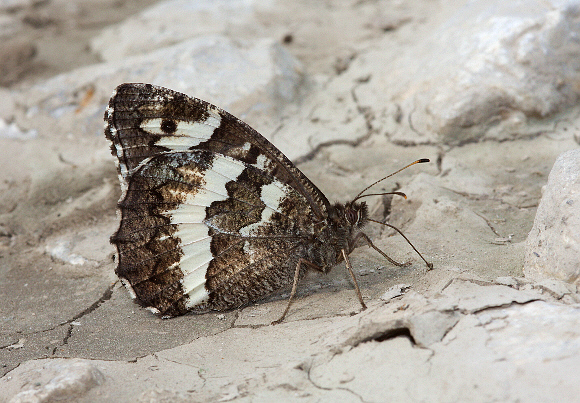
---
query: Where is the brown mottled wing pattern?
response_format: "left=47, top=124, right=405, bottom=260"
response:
left=105, top=83, right=331, bottom=316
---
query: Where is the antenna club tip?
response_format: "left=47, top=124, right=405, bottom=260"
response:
left=418, top=158, right=430, bottom=163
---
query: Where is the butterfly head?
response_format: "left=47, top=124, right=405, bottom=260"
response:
left=326, top=201, right=369, bottom=260
left=337, top=201, right=369, bottom=229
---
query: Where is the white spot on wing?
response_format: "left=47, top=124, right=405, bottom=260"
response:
left=174, top=223, right=210, bottom=246
left=120, top=278, right=137, bottom=299
left=254, top=154, right=273, bottom=173
left=210, top=155, right=248, bottom=181
left=183, top=280, right=209, bottom=308
left=163, top=154, right=246, bottom=309
left=242, top=240, right=257, bottom=263
left=260, top=180, right=289, bottom=213
left=168, top=213, right=212, bottom=308
left=176, top=157, right=247, bottom=207
left=238, top=178, right=292, bottom=236
left=169, top=204, right=206, bottom=222
left=155, top=134, right=206, bottom=150
left=180, top=238, right=212, bottom=306
left=141, top=108, right=222, bottom=151
left=239, top=206, right=276, bottom=236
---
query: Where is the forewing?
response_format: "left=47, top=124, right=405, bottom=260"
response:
left=105, top=83, right=329, bottom=218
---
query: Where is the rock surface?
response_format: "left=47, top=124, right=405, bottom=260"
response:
left=525, top=148, right=580, bottom=284
left=1, top=0, right=580, bottom=402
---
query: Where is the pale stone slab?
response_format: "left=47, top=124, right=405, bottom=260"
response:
left=348, top=0, right=580, bottom=145
left=525, top=148, right=580, bottom=285
left=91, top=0, right=270, bottom=62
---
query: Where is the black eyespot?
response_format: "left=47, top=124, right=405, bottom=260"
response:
left=160, top=119, right=177, bottom=134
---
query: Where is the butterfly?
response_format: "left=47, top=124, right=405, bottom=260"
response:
left=104, top=83, right=431, bottom=324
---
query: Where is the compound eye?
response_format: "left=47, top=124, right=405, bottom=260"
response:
left=346, top=208, right=357, bottom=224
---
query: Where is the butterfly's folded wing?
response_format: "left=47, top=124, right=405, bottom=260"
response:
left=106, top=83, right=328, bottom=215
left=105, top=83, right=330, bottom=316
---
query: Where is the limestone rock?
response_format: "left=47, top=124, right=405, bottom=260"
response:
left=525, top=148, right=580, bottom=285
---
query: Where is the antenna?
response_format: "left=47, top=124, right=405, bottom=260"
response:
left=352, top=158, right=429, bottom=202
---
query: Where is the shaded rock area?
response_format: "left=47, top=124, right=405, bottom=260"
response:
left=1, top=0, right=579, bottom=401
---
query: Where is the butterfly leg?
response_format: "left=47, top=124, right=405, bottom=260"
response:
left=353, top=232, right=410, bottom=267
left=272, top=258, right=321, bottom=325
left=380, top=223, right=434, bottom=269
left=341, top=249, right=367, bottom=311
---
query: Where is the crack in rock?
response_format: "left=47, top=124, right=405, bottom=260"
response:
left=304, top=359, right=368, bottom=403
left=6, top=283, right=116, bottom=350
left=292, top=81, right=377, bottom=166
left=49, top=284, right=116, bottom=354
left=67, top=283, right=115, bottom=324
left=293, top=133, right=372, bottom=166
left=344, top=310, right=461, bottom=349
left=347, top=320, right=416, bottom=348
